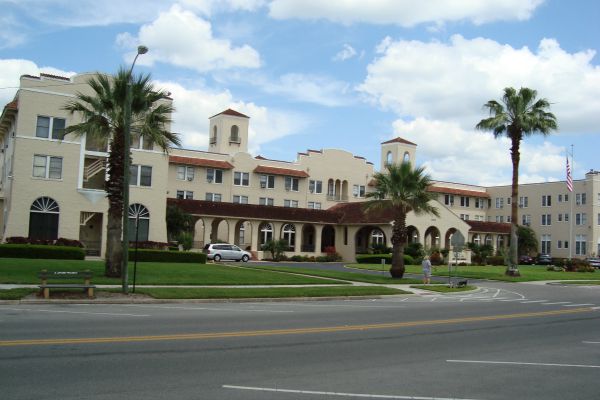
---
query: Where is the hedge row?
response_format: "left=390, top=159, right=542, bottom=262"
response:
left=128, top=249, right=206, bottom=264
left=356, top=254, right=415, bottom=265
left=0, top=244, right=85, bottom=260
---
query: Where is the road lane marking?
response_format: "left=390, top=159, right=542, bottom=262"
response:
left=582, top=341, right=600, bottom=344
left=1, top=307, right=149, bottom=317
left=222, top=384, right=484, bottom=399
left=520, top=300, right=547, bottom=303
left=563, top=304, right=594, bottom=307
left=122, top=304, right=294, bottom=313
left=541, top=302, right=571, bottom=305
left=447, top=360, right=600, bottom=369
left=0, top=307, right=592, bottom=347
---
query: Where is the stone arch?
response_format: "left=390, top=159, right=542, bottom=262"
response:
left=193, top=217, right=206, bottom=249
left=211, top=218, right=229, bottom=243
left=234, top=220, right=252, bottom=250
left=485, top=234, right=493, bottom=247
left=444, top=228, right=457, bottom=249
left=424, top=226, right=441, bottom=249
left=355, top=226, right=388, bottom=254
left=301, top=224, right=316, bottom=252
left=321, top=225, right=335, bottom=252
left=403, top=151, right=410, bottom=163
left=230, top=125, right=239, bottom=142
left=407, top=225, right=420, bottom=243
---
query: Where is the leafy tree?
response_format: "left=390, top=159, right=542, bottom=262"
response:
left=468, top=243, right=494, bottom=265
left=177, top=232, right=194, bottom=251
left=476, top=87, right=557, bottom=275
left=517, top=225, right=538, bottom=255
left=404, top=242, right=424, bottom=260
left=365, top=162, right=439, bottom=278
left=262, top=239, right=289, bottom=261
left=64, top=69, right=180, bottom=277
left=166, top=205, right=194, bottom=241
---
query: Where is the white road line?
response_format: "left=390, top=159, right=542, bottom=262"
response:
left=447, top=360, right=600, bottom=369
left=520, top=300, right=548, bottom=303
left=583, top=341, right=600, bottom=344
left=563, top=303, right=595, bottom=307
left=1, top=307, right=149, bottom=317
left=222, top=385, right=484, bottom=400
left=499, top=299, right=525, bottom=302
left=123, top=304, right=293, bottom=313
left=541, top=302, right=571, bottom=305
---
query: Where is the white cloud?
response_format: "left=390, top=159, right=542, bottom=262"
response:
left=268, top=0, right=544, bottom=26
left=154, top=80, right=307, bottom=154
left=392, top=118, right=566, bottom=186
left=333, top=44, right=357, bottom=62
left=117, top=5, right=261, bottom=72
left=259, top=73, right=353, bottom=107
left=359, top=35, right=600, bottom=134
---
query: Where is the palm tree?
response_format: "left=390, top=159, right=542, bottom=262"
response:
left=64, top=69, right=180, bottom=277
left=365, top=162, right=439, bottom=278
left=476, top=87, right=557, bottom=275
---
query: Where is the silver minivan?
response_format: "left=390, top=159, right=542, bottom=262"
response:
left=203, top=243, right=251, bottom=262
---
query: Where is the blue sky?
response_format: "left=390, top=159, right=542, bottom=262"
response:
left=1, top=0, right=599, bottom=186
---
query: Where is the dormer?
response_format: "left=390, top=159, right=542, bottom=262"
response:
left=380, top=137, right=417, bottom=170
left=208, top=109, right=249, bottom=155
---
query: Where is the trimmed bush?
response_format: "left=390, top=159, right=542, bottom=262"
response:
left=133, top=241, right=169, bottom=250
left=486, top=256, right=505, bottom=266
left=356, top=254, right=414, bottom=265
left=0, top=244, right=85, bottom=260
left=128, top=249, right=206, bottom=263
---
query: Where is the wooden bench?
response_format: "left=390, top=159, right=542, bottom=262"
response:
left=38, top=270, right=95, bottom=299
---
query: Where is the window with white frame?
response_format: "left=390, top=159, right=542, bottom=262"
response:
left=259, top=174, right=275, bottom=189
left=564, top=194, right=569, bottom=202
left=284, top=199, right=298, bottom=208
left=33, top=155, right=62, bottom=179
left=233, top=195, right=248, bottom=204
left=282, top=224, right=296, bottom=248
left=260, top=223, right=273, bottom=245
left=205, top=193, right=222, bottom=202
left=495, top=197, right=504, bottom=208
left=370, top=229, right=385, bottom=246
left=475, top=198, right=484, bottom=209
left=176, top=190, right=193, bottom=200
left=495, top=215, right=504, bottom=223
left=284, top=176, right=299, bottom=191
left=176, top=166, right=195, bottom=181
left=576, top=193, right=587, bottom=205
left=36, top=116, right=65, bottom=139
left=445, top=194, right=454, bottom=206
left=564, top=213, right=569, bottom=222
left=131, top=134, right=153, bottom=150
left=575, top=234, right=587, bottom=255
left=130, top=165, right=152, bottom=187
left=564, top=240, right=569, bottom=249
left=541, top=214, right=551, bottom=226
left=460, top=214, right=469, bottom=220
left=558, top=213, right=563, bottom=222
left=206, top=168, right=223, bottom=184
left=259, top=197, right=274, bottom=206
left=307, top=201, right=321, bottom=209
left=519, top=196, right=528, bottom=208
left=576, top=213, right=587, bottom=225
left=558, top=194, right=563, bottom=202
left=557, top=240, right=562, bottom=249
left=522, top=214, right=531, bottom=226
left=541, top=234, right=551, bottom=254
left=309, top=180, right=322, bottom=194
left=507, top=197, right=511, bottom=205
left=506, top=215, right=511, bottom=223
left=542, top=195, right=552, bottom=207
left=234, top=171, right=249, bottom=186
left=353, top=184, right=365, bottom=198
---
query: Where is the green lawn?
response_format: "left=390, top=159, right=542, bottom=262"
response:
left=0, top=258, right=346, bottom=285
left=347, top=263, right=598, bottom=282
left=0, top=288, right=38, bottom=300
left=133, top=286, right=408, bottom=299
left=242, top=265, right=424, bottom=284
left=410, top=285, right=476, bottom=293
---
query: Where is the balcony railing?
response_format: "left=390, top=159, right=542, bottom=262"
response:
left=327, top=195, right=349, bottom=202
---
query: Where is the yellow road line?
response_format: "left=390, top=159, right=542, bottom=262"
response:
left=0, top=307, right=593, bottom=347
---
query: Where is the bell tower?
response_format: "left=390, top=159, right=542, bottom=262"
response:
left=380, top=137, right=417, bottom=171
left=208, top=109, right=249, bottom=155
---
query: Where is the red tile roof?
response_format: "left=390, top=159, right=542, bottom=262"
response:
left=4, top=100, right=17, bottom=111
left=381, top=137, right=417, bottom=146
left=169, top=155, right=234, bottom=169
left=428, top=186, right=490, bottom=198
left=168, top=199, right=339, bottom=224
left=466, top=221, right=511, bottom=234
left=254, top=165, right=309, bottom=178
left=209, top=108, right=249, bottom=119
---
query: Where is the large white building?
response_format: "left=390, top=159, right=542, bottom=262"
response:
left=1, top=72, right=598, bottom=261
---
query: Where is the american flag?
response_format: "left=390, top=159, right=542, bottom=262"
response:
left=566, top=156, right=573, bottom=192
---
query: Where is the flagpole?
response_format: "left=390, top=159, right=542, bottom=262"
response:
left=568, top=145, right=574, bottom=261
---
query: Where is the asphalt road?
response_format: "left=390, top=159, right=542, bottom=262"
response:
left=1, top=281, right=599, bottom=400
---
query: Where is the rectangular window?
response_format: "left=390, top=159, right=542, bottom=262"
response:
left=130, top=164, right=152, bottom=187
left=575, top=234, right=587, bottom=255
left=259, top=197, right=274, bottom=206
left=558, top=194, right=563, bottom=203
left=558, top=213, right=563, bottom=222
left=206, top=168, right=223, bottom=184
left=541, top=234, right=551, bottom=254
left=564, top=241, right=569, bottom=249
left=32, top=155, right=63, bottom=179
left=284, top=199, right=298, bottom=208
left=557, top=240, right=562, bottom=249
left=445, top=194, right=454, bottom=206
left=506, top=215, right=511, bottom=223
left=564, top=194, right=569, bottom=202
left=353, top=185, right=366, bottom=198
left=308, top=201, right=322, bottom=210
left=576, top=213, right=587, bottom=226
left=205, top=193, right=221, bottom=202
left=176, top=190, right=193, bottom=200
left=541, top=214, right=552, bottom=226
left=309, top=180, right=322, bottom=194
left=495, top=215, right=504, bottom=223
left=495, top=197, right=504, bottom=209
left=598, top=213, right=600, bottom=225
left=176, top=166, right=195, bottom=181
left=36, top=116, right=65, bottom=139
left=507, top=197, right=511, bottom=205
left=233, top=195, right=248, bottom=204
left=284, top=176, right=299, bottom=191
left=259, top=174, right=275, bottom=189
left=460, top=196, right=469, bottom=207
left=234, top=171, right=249, bottom=186
left=460, top=214, right=469, bottom=220
left=576, top=193, right=587, bottom=205
left=474, top=198, right=485, bottom=209
left=542, top=195, right=551, bottom=207
left=519, top=196, right=528, bottom=208
left=564, top=213, right=569, bottom=222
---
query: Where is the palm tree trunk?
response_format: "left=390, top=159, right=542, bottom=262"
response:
left=104, top=128, right=126, bottom=277
left=508, top=136, right=521, bottom=276
left=390, top=212, right=407, bottom=278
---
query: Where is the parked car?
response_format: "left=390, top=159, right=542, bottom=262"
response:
left=536, top=254, right=553, bottom=265
left=203, top=243, right=252, bottom=262
left=519, top=255, right=534, bottom=265
left=586, top=257, right=600, bottom=268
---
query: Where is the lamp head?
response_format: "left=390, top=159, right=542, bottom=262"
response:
left=137, top=45, right=149, bottom=55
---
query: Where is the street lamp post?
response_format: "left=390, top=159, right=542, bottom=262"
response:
left=122, top=45, right=148, bottom=294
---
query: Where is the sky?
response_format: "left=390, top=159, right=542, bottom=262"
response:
left=1, top=0, right=599, bottom=187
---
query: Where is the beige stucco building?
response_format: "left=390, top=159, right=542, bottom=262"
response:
left=1, top=72, right=597, bottom=261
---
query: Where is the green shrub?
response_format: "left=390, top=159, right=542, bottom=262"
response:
left=486, top=256, right=505, bottom=266
left=177, top=232, right=194, bottom=251
left=0, top=244, right=85, bottom=260
left=405, top=242, right=424, bottom=259
left=290, top=255, right=304, bottom=262
left=128, top=249, right=206, bottom=263
left=315, top=256, right=329, bottom=262
left=356, top=254, right=414, bottom=265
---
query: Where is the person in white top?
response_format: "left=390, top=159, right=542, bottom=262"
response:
left=421, top=256, right=432, bottom=284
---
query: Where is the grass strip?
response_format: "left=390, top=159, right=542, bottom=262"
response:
left=410, top=285, right=476, bottom=293
left=244, top=265, right=423, bottom=284
left=133, top=286, right=408, bottom=299
left=0, top=288, right=37, bottom=300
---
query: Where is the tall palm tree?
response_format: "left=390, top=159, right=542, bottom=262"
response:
left=64, top=68, right=180, bottom=277
left=476, top=87, right=557, bottom=275
left=365, top=162, right=439, bottom=278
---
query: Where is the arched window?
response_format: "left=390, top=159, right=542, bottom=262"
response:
left=370, top=229, right=384, bottom=246
left=386, top=151, right=393, bottom=165
left=210, top=125, right=217, bottom=144
left=260, top=223, right=273, bottom=245
left=282, top=224, right=296, bottom=249
left=473, top=234, right=481, bottom=245
left=29, top=197, right=59, bottom=240
left=497, top=235, right=505, bottom=249
left=230, top=125, right=239, bottom=142
left=485, top=235, right=492, bottom=246
left=128, top=203, right=150, bottom=242
left=403, top=151, right=410, bottom=163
